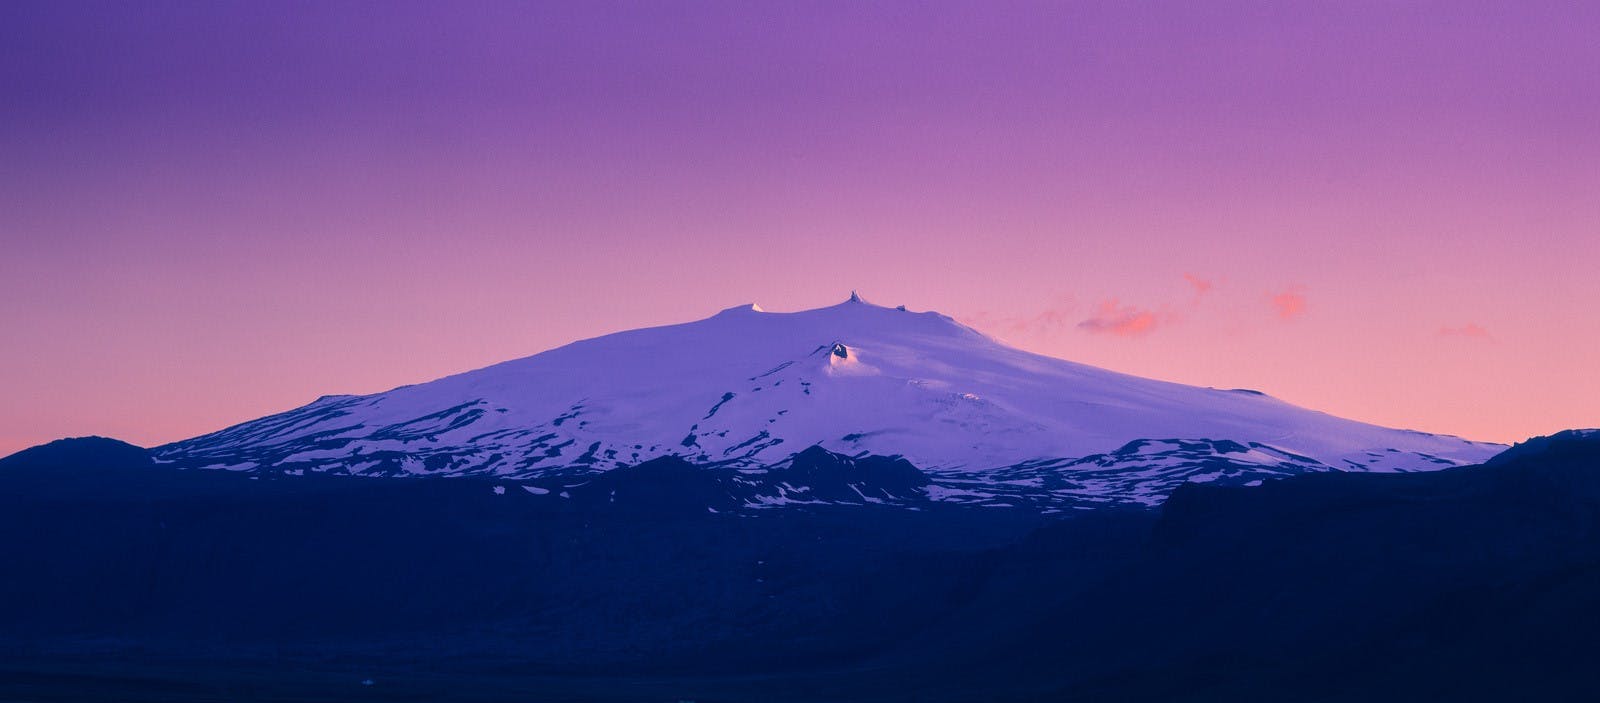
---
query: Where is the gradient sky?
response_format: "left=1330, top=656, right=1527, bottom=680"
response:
left=3, top=1, right=1597, bottom=456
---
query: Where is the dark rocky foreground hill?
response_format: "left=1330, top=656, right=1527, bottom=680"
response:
left=1, top=431, right=1598, bottom=702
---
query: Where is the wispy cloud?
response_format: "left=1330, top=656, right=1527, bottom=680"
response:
left=1269, top=286, right=1307, bottom=320
left=1438, top=323, right=1493, bottom=341
left=960, top=297, right=1078, bottom=337
left=1078, top=299, right=1163, bottom=337
left=972, top=274, right=1212, bottom=341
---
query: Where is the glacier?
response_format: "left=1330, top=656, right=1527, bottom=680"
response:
left=153, top=294, right=1503, bottom=508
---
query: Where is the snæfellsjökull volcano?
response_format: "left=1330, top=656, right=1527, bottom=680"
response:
left=150, top=293, right=1501, bottom=508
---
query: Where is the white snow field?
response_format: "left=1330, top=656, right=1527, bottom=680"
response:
left=155, top=294, right=1503, bottom=507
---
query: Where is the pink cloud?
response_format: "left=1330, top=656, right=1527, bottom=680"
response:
left=962, top=297, right=1078, bottom=337
left=1439, top=323, right=1493, bottom=341
left=1183, top=273, right=1214, bottom=297
left=1270, top=286, right=1308, bottom=320
left=1078, top=299, right=1163, bottom=337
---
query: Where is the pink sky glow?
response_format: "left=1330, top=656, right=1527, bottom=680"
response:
left=3, top=1, right=1597, bottom=455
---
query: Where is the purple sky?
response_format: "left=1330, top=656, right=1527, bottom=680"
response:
left=3, top=1, right=1597, bottom=455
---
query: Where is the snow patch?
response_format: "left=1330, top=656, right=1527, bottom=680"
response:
left=152, top=296, right=1504, bottom=507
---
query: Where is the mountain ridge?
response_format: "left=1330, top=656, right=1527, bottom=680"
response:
left=2, top=430, right=1597, bottom=701
left=136, top=295, right=1500, bottom=508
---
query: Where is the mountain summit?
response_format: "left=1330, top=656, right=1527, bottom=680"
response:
left=154, top=295, right=1501, bottom=507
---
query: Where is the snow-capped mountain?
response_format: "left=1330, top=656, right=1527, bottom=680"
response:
left=154, top=294, right=1503, bottom=508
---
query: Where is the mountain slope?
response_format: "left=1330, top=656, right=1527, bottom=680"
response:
left=153, top=294, right=1501, bottom=507
left=3, top=432, right=1597, bottom=701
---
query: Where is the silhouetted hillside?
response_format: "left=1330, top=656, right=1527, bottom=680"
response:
left=1, top=431, right=1597, bottom=701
